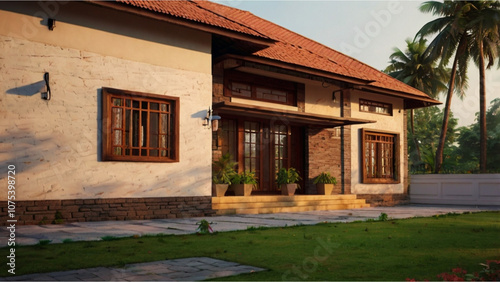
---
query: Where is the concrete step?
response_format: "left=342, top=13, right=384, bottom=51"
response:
left=212, top=195, right=370, bottom=215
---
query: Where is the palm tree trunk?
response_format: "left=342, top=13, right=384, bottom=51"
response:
left=435, top=32, right=468, bottom=173
left=478, top=39, right=487, bottom=173
left=434, top=54, right=459, bottom=173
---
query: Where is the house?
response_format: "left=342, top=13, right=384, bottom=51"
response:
left=0, top=1, right=440, bottom=225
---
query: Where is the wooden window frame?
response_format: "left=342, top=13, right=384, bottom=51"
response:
left=359, top=99, right=393, bottom=116
left=102, top=87, right=179, bottom=162
left=224, top=71, right=299, bottom=106
left=361, top=129, right=400, bottom=184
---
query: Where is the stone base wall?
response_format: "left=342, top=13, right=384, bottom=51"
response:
left=357, top=194, right=409, bottom=207
left=0, top=197, right=215, bottom=226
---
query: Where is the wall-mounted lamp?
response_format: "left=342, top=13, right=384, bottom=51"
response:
left=48, top=18, right=56, bottom=30
left=41, top=72, right=51, bottom=100
left=203, top=106, right=221, bottom=131
left=332, top=90, right=343, bottom=103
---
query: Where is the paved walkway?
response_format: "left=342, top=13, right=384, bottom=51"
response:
left=2, top=257, right=265, bottom=281
left=1, top=204, right=499, bottom=281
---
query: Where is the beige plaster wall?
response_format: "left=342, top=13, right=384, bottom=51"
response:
left=0, top=2, right=211, bottom=74
left=304, top=84, right=341, bottom=117
left=350, top=90, right=406, bottom=194
left=0, top=4, right=213, bottom=200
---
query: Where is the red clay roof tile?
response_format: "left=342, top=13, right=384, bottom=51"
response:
left=116, top=0, right=436, bottom=100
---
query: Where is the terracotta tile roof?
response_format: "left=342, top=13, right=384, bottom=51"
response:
left=115, top=0, right=436, bottom=101
left=115, top=0, right=270, bottom=40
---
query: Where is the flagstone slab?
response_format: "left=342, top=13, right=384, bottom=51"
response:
left=2, top=257, right=265, bottom=281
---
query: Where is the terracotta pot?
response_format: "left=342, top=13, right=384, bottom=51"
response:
left=281, top=184, right=297, bottom=196
left=316, top=183, right=335, bottom=195
left=233, top=184, right=253, bottom=196
left=212, top=184, right=229, bottom=197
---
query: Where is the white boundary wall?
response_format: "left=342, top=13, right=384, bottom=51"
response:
left=410, top=174, right=500, bottom=206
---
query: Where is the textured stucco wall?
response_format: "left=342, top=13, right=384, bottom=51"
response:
left=350, top=90, right=406, bottom=194
left=0, top=4, right=213, bottom=201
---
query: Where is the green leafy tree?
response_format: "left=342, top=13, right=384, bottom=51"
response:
left=384, top=38, right=449, bottom=163
left=455, top=98, right=500, bottom=172
left=409, top=106, right=458, bottom=173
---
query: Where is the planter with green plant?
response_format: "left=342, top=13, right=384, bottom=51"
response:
left=212, top=153, right=236, bottom=197
left=276, top=167, right=301, bottom=196
left=230, top=170, right=258, bottom=196
left=313, top=172, right=337, bottom=195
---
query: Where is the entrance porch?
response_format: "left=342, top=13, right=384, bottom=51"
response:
left=212, top=195, right=370, bottom=215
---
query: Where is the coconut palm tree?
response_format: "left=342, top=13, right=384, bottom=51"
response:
left=466, top=1, right=500, bottom=172
left=416, top=1, right=473, bottom=173
left=384, top=38, right=449, bottom=163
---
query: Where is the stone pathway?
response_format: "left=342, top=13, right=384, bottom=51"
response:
left=3, top=205, right=499, bottom=247
left=1, top=257, right=265, bottom=281
left=1, top=205, right=498, bottom=281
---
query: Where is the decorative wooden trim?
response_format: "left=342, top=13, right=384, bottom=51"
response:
left=359, top=98, right=393, bottom=116
left=361, top=128, right=400, bottom=184
left=101, top=87, right=180, bottom=162
left=224, top=70, right=300, bottom=106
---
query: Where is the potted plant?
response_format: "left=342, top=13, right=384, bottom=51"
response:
left=276, top=167, right=301, bottom=196
left=212, top=153, right=236, bottom=197
left=313, top=172, right=337, bottom=195
left=230, top=170, right=257, bottom=196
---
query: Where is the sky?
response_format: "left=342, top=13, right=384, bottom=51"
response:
left=214, top=0, right=500, bottom=128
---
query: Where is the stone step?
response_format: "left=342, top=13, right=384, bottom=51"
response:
left=215, top=203, right=370, bottom=215
left=212, top=195, right=370, bottom=215
left=212, top=194, right=358, bottom=204
left=212, top=199, right=367, bottom=209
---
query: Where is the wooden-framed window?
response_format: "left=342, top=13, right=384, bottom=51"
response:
left=359, top=99, right=392, bottom=115
left=361, top=129, right=400, bottom=184
left=102, top=87, right=179, bottom=162
left=224, top=71, right=299, bottom=106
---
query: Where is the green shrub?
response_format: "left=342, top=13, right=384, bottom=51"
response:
left=313, top=172, right=337, bottom=184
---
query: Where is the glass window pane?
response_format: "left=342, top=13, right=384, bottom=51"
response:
left=231, top=82, right=252, bottom=97
left=150, top=112, right=159, bottom=148
left=150, top=102, right=159, bottom=110
left=112, top=108, right=122, bottom=129
left=160, top=114, right=169, bottom=134
left=125, top=109, right=130, bottom=146
left=113, top=130, right=122, bottom=145
left=113, top=147, right=122, bottom=155
left=112, top=98, right=121, bottom=106
left=132, top=110, right=140, bottom=147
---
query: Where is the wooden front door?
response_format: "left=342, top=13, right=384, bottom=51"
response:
left=219, top=118, right=304, bottom=193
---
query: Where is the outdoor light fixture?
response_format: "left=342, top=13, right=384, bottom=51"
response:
left=48, top=18, right=56, bottom=30
left=204, top=106, right=221, bottom=131
left=41, top=72, right=51, bottom=100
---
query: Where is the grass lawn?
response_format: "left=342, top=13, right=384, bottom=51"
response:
left=1, top=212, right=499, bottom=280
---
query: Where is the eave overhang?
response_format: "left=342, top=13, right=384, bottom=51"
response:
left=356, top=85, right=442, bottom=110
left=213, top=101, right=376, bottom=128
left=215, top=54, right=375, bottom=86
